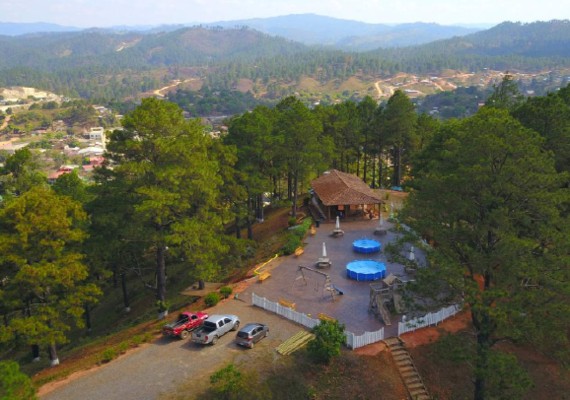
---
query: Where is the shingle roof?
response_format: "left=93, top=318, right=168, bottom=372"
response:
left=311, top=169, right=384, bottom=206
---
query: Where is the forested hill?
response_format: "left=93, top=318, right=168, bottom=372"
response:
left=1, top=21, right=570, bottom=100
left=0, top=27, right=308, bottom=71
left=373, top=20, right=570, bottom=71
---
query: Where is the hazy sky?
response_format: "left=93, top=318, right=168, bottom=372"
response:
left=1, top=0, right=568, bottom=27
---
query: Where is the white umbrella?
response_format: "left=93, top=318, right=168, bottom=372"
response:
left=322, top=242, right=327, bottom=258
left=335, top=216, right=340, bottom=230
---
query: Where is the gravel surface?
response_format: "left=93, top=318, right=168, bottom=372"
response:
left=41, top=298, right=304, bottom=400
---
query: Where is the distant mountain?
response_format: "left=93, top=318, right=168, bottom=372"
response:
left=0, top=22, right=80, bottom=36
left=0, top=15, right=478, bottom=50
left=206, top=14, right=479, bottom=50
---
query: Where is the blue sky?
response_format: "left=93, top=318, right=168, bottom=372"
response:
left=1, top=0, right=568, bottom=27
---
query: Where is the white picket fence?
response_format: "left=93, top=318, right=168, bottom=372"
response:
left=251, top=293, right=384, bottom=350
left=397, top=304, right=462, bottom=336
left=251, top=293, right=320, bottom=329
left=345, top=329, right=385, bottom=349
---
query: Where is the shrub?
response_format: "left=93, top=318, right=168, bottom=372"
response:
left=156, top=300, right=169, bottom=312
left=117, top=341, right=130, bottom=354
left=307, top=320, right=346, bottom=364
left=288, top=216, right=297, bottom=227
left=101, top=348, right=117, bottom=363
left=281, top=235, right=302, bottom=255
left=209, top=364, right=270, bottom=400
left=0, top=361, right=36, bottom=400
left=220, top=286, right=233, bottom=299
left=204, top=292, right=221, bottom=307
left=282, top=218, right=312, bottom=255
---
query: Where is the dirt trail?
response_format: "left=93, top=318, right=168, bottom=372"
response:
left=152, top=78, right=195, bottom=97
left=0, top=115, right=11, bottom=131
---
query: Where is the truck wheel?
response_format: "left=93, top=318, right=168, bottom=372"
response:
left=211, top=336, right=218, bottom=345
left=232, top=321, right=240, bottom=331
left=179, top=330, right=189, bottom=340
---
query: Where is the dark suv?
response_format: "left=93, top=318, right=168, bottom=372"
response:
left=235, top=323, right=269, bottom=348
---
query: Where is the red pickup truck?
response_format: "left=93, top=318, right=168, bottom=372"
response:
left=162, top=311, right=209, bottom=339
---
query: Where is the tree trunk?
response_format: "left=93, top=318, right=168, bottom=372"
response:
left=31, top=344, right=40, bottom=362
left=121, top=272, right=130, bottom=313
left=84, top=303, right=92, bottom=334
left=256, top=193, right=264, bottom=222
left=292, top=171, right=298, bottom=217
left=272, top=175, right=278, bottom=199
left=379, top=156, right=384, bottom=188
left=363, top=151, right=368, bottom=183
left=198, top=279, right=205, bottom=290
left=246, top=196, right=253, bottom=240
left=156, top=244, right=167, bottom=318
left=235, top=216, right=241, bottom=239
left=48, top=343, right=59, bottom=366
left=474, top=332, right=491, bottom=400
left=393, top=146, right=402, bottom=187
left=371, top=156, right=376, bottom=188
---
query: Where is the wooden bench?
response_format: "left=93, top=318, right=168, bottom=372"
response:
left=257, top=271, right=271, bottom=282
left=294, top=247, right=304, bottom=257
left=318, top=313, right=336, bottom=322
left=279, top=298, right=296, bottom=310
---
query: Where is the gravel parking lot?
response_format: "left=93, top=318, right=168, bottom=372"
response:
left=41, top=298, right=304, bottom=400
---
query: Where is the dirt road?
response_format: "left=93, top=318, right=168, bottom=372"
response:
left=0, top=115, right=10, bottom=131
left=40, top=297, right=303, bottom=400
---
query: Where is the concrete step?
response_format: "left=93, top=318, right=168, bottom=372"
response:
left=405, top=377, right=422, bottom=385
left=409, top=390, right=430, bottom=399
left=403, top=373, right=420, bottom=381
left=383, top=337, right=402, bottom=347
left=408, top=383, right=427, bottom=390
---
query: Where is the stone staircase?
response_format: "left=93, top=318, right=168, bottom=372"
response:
left=384, top=337, right=430, bottom=400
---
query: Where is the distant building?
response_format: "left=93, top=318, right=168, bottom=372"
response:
left=88, top=127, right=105, bottom=141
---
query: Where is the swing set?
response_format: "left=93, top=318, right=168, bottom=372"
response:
left=292, top=265, right=341, bottom=302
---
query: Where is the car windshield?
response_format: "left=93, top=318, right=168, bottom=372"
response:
left=237, top=331, right=250, bottom=338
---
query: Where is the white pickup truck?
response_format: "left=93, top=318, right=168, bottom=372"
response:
left=191, top=314, right=240, bottom=345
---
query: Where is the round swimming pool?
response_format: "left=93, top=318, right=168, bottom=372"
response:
left=352, top=238, right=381, bottom=254
left=346, top=260, right=386, bottom=281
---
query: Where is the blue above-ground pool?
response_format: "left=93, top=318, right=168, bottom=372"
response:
left=352, top=238, right=381, bottom=254
left=346, top=260, right=386, bottom=281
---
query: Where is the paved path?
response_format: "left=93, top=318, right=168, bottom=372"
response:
left=41, top=300, right=302, bottom=400
left=241, top=217, right=421, bottom=337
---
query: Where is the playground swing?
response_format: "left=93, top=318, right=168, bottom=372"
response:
left=292, top=265, right=341, bottom=302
